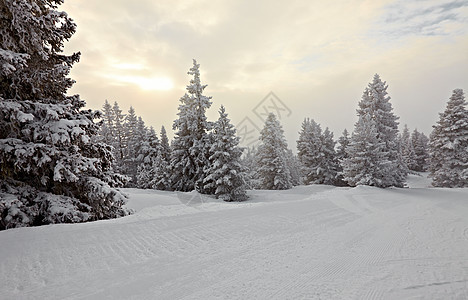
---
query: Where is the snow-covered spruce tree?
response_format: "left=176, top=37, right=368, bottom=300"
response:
left=336, top=129, right=350, bottom=163
left=297, top=118, right=320, bottom=184
left=241, top=146, right=260, bottom=189
left=285, top=149, right=301, bottom=186
left=111, top=101, right=126, bottom=172
left=150, top=125, right=172, bottom=191
left=136, top=127, right=159, bottom=189
left=342, top=115, right=389, bottom=187
left=96, top=99, right=114, bottom=146
left=296, top=118, right=339, bottom=185
left=400, top=124, right=417, bottom=171
left=160, top=126, right=171, bottom=164
left=320, top=128, right=341, bottom=185
left=171, top=59, right=212, bottom=192
left=0, top=0, right=129, bottom=230
left=203, top=106, right=247, bottom=201
left=335, top=129, right=350, bottom=186
left=344, top=74, right=405, bottom=187
left=257, top=113, right=292, bottom=190
left=429, top=89, right=468, bottom=187
left=123, top=106, right=139, bottom=185
left=412, top=129, right=429, bottom=172
left=147, top=126, right=172, bottom=191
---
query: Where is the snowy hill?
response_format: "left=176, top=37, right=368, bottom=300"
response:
left=1, top=175, right=468, bottom=299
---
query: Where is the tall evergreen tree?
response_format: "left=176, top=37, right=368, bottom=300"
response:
left=344, top=74, right=405, bottom=187
left=123, top=106, right=139, bottom=184
left=411, top=129, right=429, bottom=172
left=320, top=128, right=341, bottom=185
left=335, top=129, right=350, bottom=186
left=429, top=89, right=468, bottom=187
left=203, top=106, right=247, bottom=201
left=400, top=124, right=417, bottom=171
left=136, top=127, right=160, bottom=189
left=336, top=129, right=350, bottom=162
left=241, top=147, right=260, bottom=189
left=297, top=118, right=321, bottom=185
left=0, top=0, right=129, bottom=230
left=111, top=101, right=126, bottom=172
left=285, top=149, right=301, bottom=186
left=297, top=119, right=339, bottom=185
left=159, top=126, right=171, bottom=164
left=343, top=115, right=389, bottom=187
left=257, top=113, right=292, bottom=190
left=171, top=59, right=213, bottom=192
left=150, top=126, right=172, bottom=191
left=98, top=100, right=114, bottom=146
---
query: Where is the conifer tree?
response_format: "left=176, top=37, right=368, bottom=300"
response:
left=171, top=60, right=212, bottom=192
left=136, top=127, right=160, bottom=189
left=0, top=0, right=129, bottom=230
left=257, top=113, right=292, bottom=190
left=320, top=128, right=340, bottom=185
left=111, top=101, right=126, bottom=172
left=412, top=129, right=429, bottom=172
left=98, top=100, right=114, bottom=146
left=123, top=106, right=139, bottom=184
left=343, top=115, right=389, bottom=187
left=336, top=129, right=350, bottom=162
left=203, top=106, right=247, bottom=201
left=335, top=129, right=350, bottom=186
left=400, top=124, right=417, bottom=171
left=429, top=89, right=468, bottom=187
left=285, top=149, right=301, bottom=186
left=344, top=74, right=405, bottom=187
left=159, top=126, right=171, bottom=164
left=241, top=147, right=260, bottom=189
left=149, top=126, right=172, bottom=191
left=297, top=119, right=339, bottom=185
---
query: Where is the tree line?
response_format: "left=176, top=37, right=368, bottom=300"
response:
left=1, top=0, right=467, bottom=230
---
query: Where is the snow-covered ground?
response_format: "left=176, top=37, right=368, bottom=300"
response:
left=1, top=174, right=468, bottom=299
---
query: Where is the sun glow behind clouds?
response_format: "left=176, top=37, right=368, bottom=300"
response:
left=108, top=74, right=174, bottom=91
left=108, top=63, right=174, bottom=90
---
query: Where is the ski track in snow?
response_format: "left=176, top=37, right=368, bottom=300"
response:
left=1, top=179, right=468, bottom=299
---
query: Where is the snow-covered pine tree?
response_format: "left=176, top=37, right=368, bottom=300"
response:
left=171, top=59, right=213, bottom=192
left=285, top=149, right=301, bottom=186
left=257, top=113, right=292, bottom=190
left=400, top=124, right=417, bottom=171
left=203, top=106, right=247, bottom=201
left=0, top=0, right=129, bottom=230
left=148, top=125, right=172, bottom=191
left=345, top=74, right=405, bottom=187
left=429, top=89, right=468, bottom=187
left=97, top=99, right=115, bottom=146
left=342, top=115, right=389, bottom=187
left=136, top=127, right=160, bottom=189
left=320, top=128, right=340, bottom=185
left=296, top=119, right=339, bottom=185
left=336, top=129, right=350, bottom=162
left=111, top=101, right=126, bottom=172
left=160, top=126, right=171, bottom=164
left=412, top=129, right=429, bottom=172
left=123, top=106, right=139, bottom=185
left=335, top=129, right=350, bottom=186
left=297, top=118, right=320, bottom=185
left=240, top=147, right=260, bottom=189
left=133, top=116, right=147, bottom=161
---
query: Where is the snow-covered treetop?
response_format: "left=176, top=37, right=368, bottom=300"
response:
left=0, top=0, right=79, bottom=100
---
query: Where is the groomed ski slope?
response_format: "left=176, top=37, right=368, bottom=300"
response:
left=1, top=174, right=468, bottom=299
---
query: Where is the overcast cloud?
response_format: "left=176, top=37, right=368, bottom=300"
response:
left=62, top=0, right=468, bottom=147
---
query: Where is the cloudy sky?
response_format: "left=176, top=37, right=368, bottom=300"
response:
left=61, top=0, right=468, bottom=147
